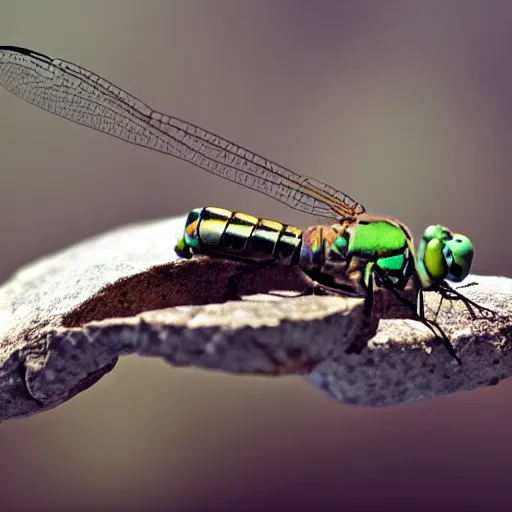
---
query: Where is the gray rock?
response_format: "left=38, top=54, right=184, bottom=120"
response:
left=0, top=216, right=508, bottom=420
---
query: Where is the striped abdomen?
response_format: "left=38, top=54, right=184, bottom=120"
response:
left=175, top=207, right=303, bottom=265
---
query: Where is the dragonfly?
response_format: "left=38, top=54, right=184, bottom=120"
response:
left=0, top=45, right=494, bottom=364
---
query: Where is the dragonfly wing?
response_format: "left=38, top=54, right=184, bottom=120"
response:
left=0, top=46, right=365, bottom=220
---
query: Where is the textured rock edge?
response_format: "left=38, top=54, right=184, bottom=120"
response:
left=0, top=216, right=509, bottom=420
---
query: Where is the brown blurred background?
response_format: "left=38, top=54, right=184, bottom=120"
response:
left=1, top=1, right=512, bottom=510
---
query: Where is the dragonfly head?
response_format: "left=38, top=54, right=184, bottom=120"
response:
left=416, top=225, right=474, bottom=288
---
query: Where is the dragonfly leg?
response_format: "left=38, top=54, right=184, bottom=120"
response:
left=374, top=267, right=461, bottom=365
left=417, top=287, right=447, bottom=328
left=292, top=279, right=364, bottom=298
left=432, top=293, right=445, bottom=322
left=418, top=282, right=446, bottom=323
left=433, top=281, right=496, bottom=320
left=455, top=281, right=478, bottom=290
left=225, top=264, right=251, bottom=301
left=363, top=271, right=374, bottom=316
left=306, top=284, right=336, bottom=296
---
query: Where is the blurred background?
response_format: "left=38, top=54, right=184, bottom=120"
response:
left=1, top=1, right=511, bottom=510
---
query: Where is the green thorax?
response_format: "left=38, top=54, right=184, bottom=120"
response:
left=348, top=216, right=412, bottom=259
left=299, top=214, right=417, bottom=295
left=348, top=215, right=416, bottom=288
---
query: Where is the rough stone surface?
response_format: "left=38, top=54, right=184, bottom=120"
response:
left=0, top=215, right=509, bottom=420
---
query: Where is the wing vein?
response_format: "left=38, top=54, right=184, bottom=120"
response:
left=0, top=46, right=365, bottom=219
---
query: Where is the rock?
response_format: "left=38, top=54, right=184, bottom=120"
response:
left=0, top=215, right=508, bottom=420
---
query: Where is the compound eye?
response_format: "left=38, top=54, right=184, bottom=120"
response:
left=443, top=245, right=454, bottom=265
left=444, top=234, right=474, bottom=282
left=449, top=261, right=465, bottom=280
left=443, top=247, right=464, bottom=280
left=423, top=237, right=445, bottom=280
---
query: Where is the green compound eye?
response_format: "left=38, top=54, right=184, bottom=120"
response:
left=443, top=234, right=474, bottom=282
left=423, top=237, right=445, bottom=280
left=417, top=225, right=474, bottom=285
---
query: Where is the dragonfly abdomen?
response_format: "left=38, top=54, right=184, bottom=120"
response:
left=175, top=207, right=303, bottom=265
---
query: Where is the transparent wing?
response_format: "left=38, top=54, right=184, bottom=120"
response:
left=0, top=46, right=365, bottom=219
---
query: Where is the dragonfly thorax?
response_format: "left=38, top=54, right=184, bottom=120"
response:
left=299, top=223, right=364, bottom=296
left=299, top=216, right=417, bottom=297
